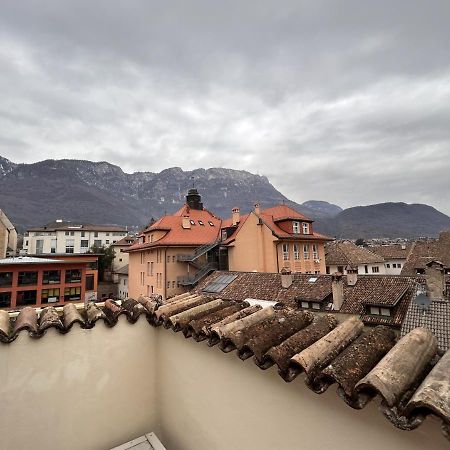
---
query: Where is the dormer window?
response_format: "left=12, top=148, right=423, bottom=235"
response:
left=302, top=222, right=310, bottom=234
left=293, top=221, right=300, bottom=234
left=369, top=306, right=391, bottom=316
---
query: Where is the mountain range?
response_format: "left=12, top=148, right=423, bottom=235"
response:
left=1, top=155, right=449, bottom=238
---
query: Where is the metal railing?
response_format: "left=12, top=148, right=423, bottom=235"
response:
left=177, top=240, right=220, bottom=262
left=177, top=262, right=218, bottom=286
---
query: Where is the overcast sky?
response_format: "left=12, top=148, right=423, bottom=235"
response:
left=1, top=1, right=449, bottom=213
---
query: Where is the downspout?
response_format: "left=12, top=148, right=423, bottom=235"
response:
left=164, top=247, right=167, bottom=300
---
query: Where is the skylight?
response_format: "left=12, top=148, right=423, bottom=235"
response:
left=308, top=277, right=318, bottom=283
left=208, top=221, right=215, bottom=226
left=198, top=220, right=205, bottom=226
left=203, top=274, right=238, bottom=293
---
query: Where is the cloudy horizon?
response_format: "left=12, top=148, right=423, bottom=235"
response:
left=1, top=1, right=449, bottom=214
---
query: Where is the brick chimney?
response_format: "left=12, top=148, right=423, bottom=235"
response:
left=182, top=216, right=191, bottom=229
left=281, top=268, right=293, bottom=289
left=346, top=265, right=358, bottom=286
left=332, top=272, right=344, bottom=310
left=425, top=260, right=445, bottom=300
left=232, top=207, right=240, bottom=226
left=254, top=203, right=261, bottom=215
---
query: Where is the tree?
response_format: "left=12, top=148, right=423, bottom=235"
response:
left=355, top=238, right=366, bottom=247
left=88, top=244, right=115, bottom=281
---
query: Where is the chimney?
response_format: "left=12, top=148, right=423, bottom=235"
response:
left=332, top=272, right=344, bottom=310
left=254, top=203, right=261, bottom=215
left=281, top=268, right=293, bottom=289
left=182, top=216, right=191, bottom=229
left=424, top=260, right=445, bottom=300
left=232, top=207, right=240, bottom=226
left=346, top=265, right=358, bottom=286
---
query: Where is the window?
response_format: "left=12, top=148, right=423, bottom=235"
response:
left=86, top=274, right=95, bottom=291
left=106, top=233, right=110, bottom=236
left=208, top=221, right=215, bottom=226
left=50, top=239, right=57, bottom=253
left=167, top=255, right=170, bottom=263
left=199, top=220, right=204, bottom=226
left=0, top=292, right=11, bottom=308
left=303, top=244, right=310, bottom=260
left=301, top=301, right=309, bottom=308
left=151, top=262, right=154, bottom=276
left=94, top=232, right=99, bottom=237
left=80, top=240, right=89, bottom=252
left=172, top=256, right=176, bottom=263
left=65, top=239, right=75, bottom=253
left=65, top=269, right=81, bottom=283
left=94, top=240, right=102, bottom=247
left=81, top=231, right=85, bottom=237
left=386, top=263, right=391, bottom=268
left=65, top=231, right=70, bottom=236
left=64, top=287, right=81, bottom=301
left=43, top=270, right=60, bottom=284
left=105, top=240, right=110, bottom=244
left=25, top=240, right=29, bottom=246
left=18, top=271, right=38, bottom=286
left=0, top=272, right=13, bottom=287
left=172, top=281, right=176, bottom=288
left=203, top=274, right=238, bottom=293
left=293, top=244, right=300, bottom=260
left=292, top=221, right=300, bottom=234
left=312, top=302, right=320, bottom=310
left=16, top=290, right=37, bottom=306
left=167, top=281, right=170, bottom=289
left=365, top=265, right=369, bottom=274
left=282, top=244, right=289, bottom=260
left=312, top=244, right=318, bottom=259
left=369, top=306, right=391, bottom=316
left=372, top=266, right=380, bottom=273
left=302, top=222, right=310, bottom=234
left=36, top=239, right=44, bottom=254
left=41, top=288, right=60, bottom=304
left=190, top=220, right=196, bottom=225
left=70, top=231, right=75, bottom=236
left=398, top=263, right=402, bottom=268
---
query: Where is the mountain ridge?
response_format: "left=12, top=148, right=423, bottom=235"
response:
left=0, top=155, right=449, bottom=239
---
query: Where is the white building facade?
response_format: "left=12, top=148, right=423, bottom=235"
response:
left=23, top=220, right=127, bottom=255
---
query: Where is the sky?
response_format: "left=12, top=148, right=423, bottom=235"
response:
left=1, top=1, right=449, bottom=214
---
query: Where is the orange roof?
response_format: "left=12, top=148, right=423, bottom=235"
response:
left=128, top=204, right=221, bottom=251
left=262, top=204, right=311, bottom=222
left=222, top=205, right=333, bottom=244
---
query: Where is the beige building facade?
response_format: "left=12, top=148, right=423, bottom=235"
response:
left=0, top=209, right=17, bottom=258
left=223, top=204, right=331, bottom=274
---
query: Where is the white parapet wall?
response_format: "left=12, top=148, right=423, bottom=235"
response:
left=0, top=316, right=447, bottom=450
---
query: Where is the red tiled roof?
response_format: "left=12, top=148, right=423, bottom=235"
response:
left=325, top=241, right=385, bottom=265
left=128, top=204, right=221, bottom=251
left=262, top=205, right=311, bottom=222
left=223, top=205, right=333, bottom=244
left=111, top=236, right=136, bottom=246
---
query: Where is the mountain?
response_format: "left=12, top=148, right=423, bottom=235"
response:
left=0, top=156, right=336, bottom=232
left=317, top=202, right=450, bottom=239
left=301, top=200, right=342, bottom=218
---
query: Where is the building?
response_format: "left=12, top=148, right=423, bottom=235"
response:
left=369, top=243, right=412, bottom=274
left=23, top=220, right=128, bottom=254
left=0, top=209, right=17, bottom=258
left=116, top=264, right=129, bottom=300
left=111, top=235, right=136, bottom=273
left=0, top=298, right=448, bottom=449
left=221, top=204, right=333, bottom=274
left=127, top=188, right=222, bottom=299
left=195, top=269, right=415, bottom=328
left=0, top=256, right=95, bottom=309
left=325, top=241, right=386, bottom=275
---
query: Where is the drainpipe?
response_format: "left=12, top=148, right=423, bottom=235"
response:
left=276, top=243, right=280, bottom=273
left=164, top=247, right=167, bottom=300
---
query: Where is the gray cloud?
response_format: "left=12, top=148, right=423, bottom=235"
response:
left=0, top=0, right=449, bottom=214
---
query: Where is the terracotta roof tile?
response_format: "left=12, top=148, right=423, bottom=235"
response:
left=369, top=244, right=413, bottom=260
left=1, top=294, right=450, bottom=442
left=325, top=241, right=385, bottom=265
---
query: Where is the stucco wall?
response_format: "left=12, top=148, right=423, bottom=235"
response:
left=0, top=317, right=158, bottom=450
left=0, top=319, right=447, bottom=450
left=156, top=330, right=448, bottom=450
